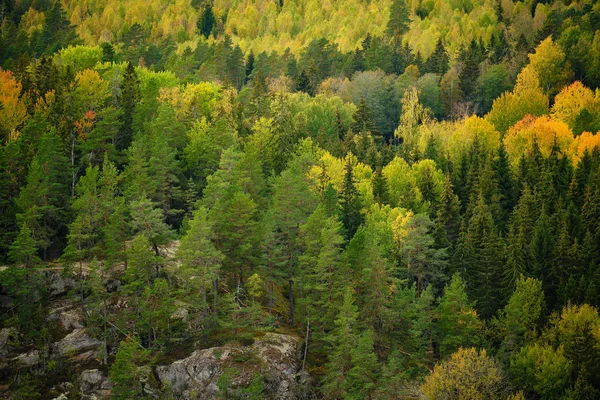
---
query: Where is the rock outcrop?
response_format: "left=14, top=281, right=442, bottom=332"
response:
left=48, top=271, right=76, bottom=297
left=79, top=369, right=112, bottom=399
left=52, top=328, right=101, bottom=360
left=0, top=328, right=17, bottom=358
left=155, top=333, right=311, bottom=399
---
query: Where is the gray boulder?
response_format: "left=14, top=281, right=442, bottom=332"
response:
left=48, top=272, right=76, bottom=297
left=12, top=350, right=40, bottom=367
left=48, top=304, right=84, bottom=332
left=155, top=333, right=306, bottom=399
left=0, top=327, right=17, bottom=358
left=79, top=369, right=112, bottom=399
left=52, top=328, right=101, bottom=359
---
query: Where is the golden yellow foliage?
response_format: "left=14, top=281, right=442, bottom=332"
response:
left=570, top=131, right=600, bottom=163
left=551, top=81, right=597, bottom=130
left=0, top=69, right=28, bottom=142
left=504, top=115, right=574, bottom=166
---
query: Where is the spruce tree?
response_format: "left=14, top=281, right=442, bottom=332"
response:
left=244, top=50, right=255, bottom=84
left=197, top=3, right=216, bottom=39
left=460, top=193, right=504, bottom=319
left=424, top=39, right=449, bottom=75
left=323, top=288, right=359, bottom=398
left=434, top=175, right=461, bottom=251
left=340, top=161, right=364, bottom=240
left=436, top=273, right=482, bottom=358
left=294, top=70, right=312, bottom=94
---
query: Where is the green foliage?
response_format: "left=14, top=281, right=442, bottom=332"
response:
left=109, top=336, right=151, bottom=399
left=510, top=344, right=572, bottom=399
left=436, top=274, right=481, bottom=358
left=2, top=2, right=600, bottom=398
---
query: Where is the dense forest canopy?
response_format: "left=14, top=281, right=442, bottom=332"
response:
left=1, top=0, right=600, bottom=398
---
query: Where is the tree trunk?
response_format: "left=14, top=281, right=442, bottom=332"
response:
left=288, top=279, right=294, bottom=325
left=302, top=317, right=310, bottom=371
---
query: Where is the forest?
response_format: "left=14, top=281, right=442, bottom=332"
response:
left=1, top=0, right=600, bottom=398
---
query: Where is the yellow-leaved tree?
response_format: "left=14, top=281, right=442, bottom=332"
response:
left=422, top=347, right=508, bottom=400
left=486, top=66, right=549, bottom=134
left=0, top=70, right=28, bottom=143
left=503, top=115, right=574, bottom=167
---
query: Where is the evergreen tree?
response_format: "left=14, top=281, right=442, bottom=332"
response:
left=493, top=143, right=516, bottom=233
left=434, top=176, right=461, bottom=251
left=323, top=288, right=359, bottom=398
left=298, top=206, right=345, bottom=339
left=436, top=274, right=482, bottom=358
left=8, top=224, right=41, bottom=267
left=101, top=42, right=115, bottom=63
left=424, top=39, right=449, bottom=75
left=129, top=194, right=173, bottom=270
left=244, top=50, right=255, bottom=84
left=294, top=70, right=313, bottom=95
left=458, top=40, right=482, bottom=103
left=457, top=193, right=504, bottom=319
left=265, top=155, right=318, bottom=325
left=494, top=276, right=544, bottom=359
left=116, top=61, right=140, bottom=151
left=346, top=329, right=379, bottom=399
left=198, top=3, right=216, bottom=38
left=109, top=336, right=151, bottom=400
left=340, top=161, right=364, bottom=240
left=177, top=206, right=224, bottom=314
left=386, top=0, right=410, bottom=39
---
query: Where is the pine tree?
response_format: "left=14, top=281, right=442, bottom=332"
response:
left=298, top=206, right=345, bottom=339
left=129, top=194, right=173, bottom=275
left=386, top=0, right=410, bottom=39
left=340, top=161, right=364, bottom=240
left=178, top=206, right=224, bottom=314
left=8, top=224, right=41, bottom=267
left=109, top=336, right=151, bottom=400
left=265, top=157, right=318, bottom=325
